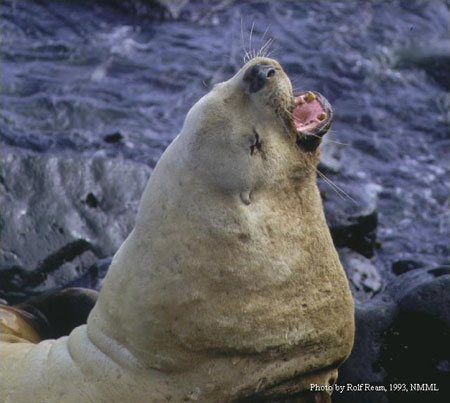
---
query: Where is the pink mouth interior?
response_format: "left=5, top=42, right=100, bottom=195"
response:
left=293, top=94, right=326, bottom=132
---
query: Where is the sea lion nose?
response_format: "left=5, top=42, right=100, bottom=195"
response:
left=243, top=63, right=276, bottom=93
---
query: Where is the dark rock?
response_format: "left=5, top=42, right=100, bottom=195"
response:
left=237, top=387, right=331, bottom=403
left=98, top=0, right=191, bottom=20
left=67, top=256, right=113, bottom=290
left=380, top=275, right=450, bottom=403
left=383, top=268, right=438, bottom=303
left=392, top=259, right=425, bottom=275
left=334, top=300, right=397, bottom=403
left=84, top=192, right=100, bottom=208
left=103, top=132, right=124, bottom=144
left=0, top=240, right=98, bottom=304
left=336, top=270, right=450, bottom=403
left=428, top=265, right=450, bottom=278
left=396, top=41, right=450, bottom=90
left=17, top=287, right=99, bottom=339
left=0, top=152, right=151, bottom=301
left=323, top=182, right=381, bottom=258
left=339, top=248, right=382, bottom=301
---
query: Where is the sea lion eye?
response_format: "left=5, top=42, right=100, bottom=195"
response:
left=250, top=128, right=262, bottom=155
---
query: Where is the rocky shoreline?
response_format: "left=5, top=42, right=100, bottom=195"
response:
left=0, top=151, right=151, bottom=303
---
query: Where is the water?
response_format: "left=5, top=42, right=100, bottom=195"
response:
left=1, top=0, right=449, bottom=280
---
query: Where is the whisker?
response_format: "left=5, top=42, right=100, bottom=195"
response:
left=315, top=167, right=346, bottom=201
left=314, top=166, right=358, bottom=205
left=240, top=17, right=250, bottom=63
left=327, top=128, right=348, bottom=140
left=258, top=25, right=271, bottom=56
left=283, top=110, right=294, bottom=118
left=278, top=114, right=296, bottom=138
left=260, top=37, right=272, bottom=52
left=249, top=21, right=255, bottom=60
left=301, top=131, right=350, bottom=147
left=292, top=86, right=307, bottom=93
left=264, top=38, right=274, bottom=56
left=265, top=48, right=277, bottom=58
left=259, top=37, right=274, bottom=58
left=324, top=139, right=350, bottom=146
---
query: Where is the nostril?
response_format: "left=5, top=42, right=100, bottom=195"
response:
left=243, top=63, right=276, bottom=93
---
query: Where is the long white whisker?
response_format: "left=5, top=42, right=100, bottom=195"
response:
left=324, top=139, right=350, bottom=146
left=259, top=37, right=273, bottom=57
left=249, top=21, right=255, bottom=60
left=314, top=166, right=358, bottom=205
left=265, top=48, right=276, bottom=58
left=257, top=26, right=270, bottom=57
left=261, top=25, right=271, bottom=45
left=240, top=17, right=250, bottom=63
left=306, top=132, right=350, bottom=146
left=326, top=129, right=350, bottom=146
left=316, top=169, right=346, bottom=201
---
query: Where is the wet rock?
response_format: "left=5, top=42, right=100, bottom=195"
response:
left=103, top=132, right=124, bottom=144
left=334, top=299, right=396, bottom=403
left=0, top=152, right=151, bottom=301
left=67, top=256, right=113, bottom=291
left=319, top=135, right=344, bottom=173
left=339, top=248, right=382, bottom=301
left=428, top=265, right=450, bottom=277
left=322, top=181, right=381, bottom=258
left=396, top=41, right=450, bottom=90
left=0, top=239, right=98, bottom=304
left=99, top=0, right=173, bottom=18
left=102, top=0, right=211, bottom=20
left=335, top=269, right=450, bottom=403
left=380, top=275, right=450, bottom=403
left=383, top=268, right=440, bottom=302
left=391, top=259, right=425, bottom=275
left=17, top=287, right=100, bottom=339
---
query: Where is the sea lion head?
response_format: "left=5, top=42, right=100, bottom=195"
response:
left=180, top=57, right=333, bottom=198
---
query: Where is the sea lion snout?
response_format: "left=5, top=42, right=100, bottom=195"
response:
left=243, top=63, right=277, bottom=93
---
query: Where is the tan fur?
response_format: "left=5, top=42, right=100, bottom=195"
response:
left=0, top=57, right=354, bottom=402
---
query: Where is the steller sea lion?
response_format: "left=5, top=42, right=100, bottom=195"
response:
left=0, top=57, right=354, bottom=402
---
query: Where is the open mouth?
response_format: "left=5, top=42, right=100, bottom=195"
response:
left=292, top=91, right=333, bottom=151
